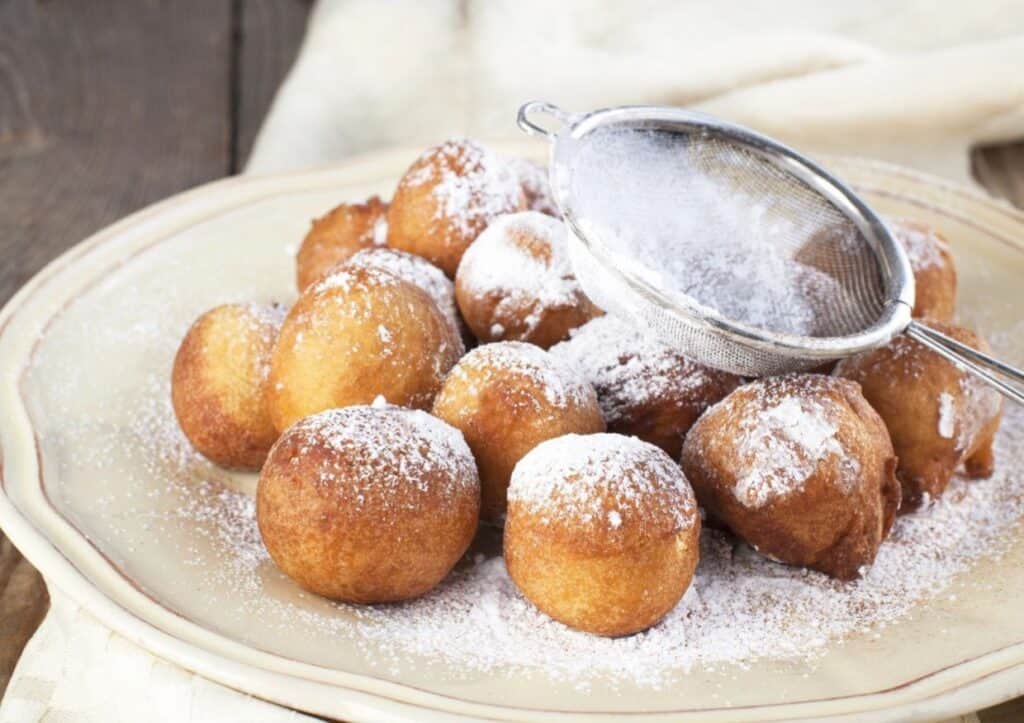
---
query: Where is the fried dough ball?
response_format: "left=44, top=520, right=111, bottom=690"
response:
left=432, top=342, right=604, bottom=523
left=834, top=321, right=1002, bottom=510
left=455, top=211, right=601, bottom=348
left=171, top=303, right=285, bottom=470
left=295, top=196, right=388, bottom=291
left=890, top=218, right=957, bottom=321
left=505, top=433, right=700, bottom=636
left=681, top=374, right=900, bottom=580
left=267, top=265, right=461, bottom=432
left=550, top=316, right=743, bottom=458
left=507, top=157, right=559, bottom=217
left=343, top=247, right=467, bottom=349
left=257, top=404, right=480, bottom=603
left=387, top=139, right=525, bottom=276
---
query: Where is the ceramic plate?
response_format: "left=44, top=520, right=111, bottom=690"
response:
left=2, top=144, right=1024, bottom=722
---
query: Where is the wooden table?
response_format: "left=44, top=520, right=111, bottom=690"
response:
left=0, top=1, right=1022, bottom=719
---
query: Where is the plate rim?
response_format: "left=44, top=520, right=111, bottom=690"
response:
left=2, top=145, right=1024, bottom=722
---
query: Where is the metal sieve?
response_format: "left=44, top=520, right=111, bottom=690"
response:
left=517, top=101, right=1024, bottom=403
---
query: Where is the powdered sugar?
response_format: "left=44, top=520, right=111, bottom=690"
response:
left=311, top=262, right=401, bottom=296
left=161, top=408, right=1024, bottom=690
left=566, top=127, right=850, bottom=336
left=446, top=341, right=596, bottom=410
left=345, top=247, right=464, bottom=345
left=938, top=391, right=956, bottom=439
left=701, top=376, right=860, bottom=509
left=732, top=395, right=852, bottom=508
left=282, top=405, right=477, bottom=503
left=550, top=315, right=735, bottom=425
left=508, top=433, right=696, bottom=531
left=405, top=139, right=522, bottom=236
left=891, top=218, right=950, bottom=271
left=372, top=215, right=388, bottom=246
left=242, top=301, right=288, bottom=331
left=77, top=351, right=1024, bottom=693
left=507, top=157, right=559, bottom=217
left=456, top=211, right=585, bottom=334
left=958, top=372, right=1003, bottom=452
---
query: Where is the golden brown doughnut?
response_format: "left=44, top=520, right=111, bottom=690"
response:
left=681, top=374, right=900, bottom=580
left=343, top=247, right=467, bottom=349
left=431, top=342, right=604, bottom=523
left=550, top=316, right=743, bottom=458
left=257, top=403, right=480, bottom=603
left=889, top=218, right=957, bottom=321
left=505, top=433, right=700, bottom=636
left=387, top=139, right=525, bottom=276
left=834, top=321, right=1002, bottom=510
left=171, top=302, right=285, bottom=470
left=295, top=196, right=388, bottom=291
left=455, top=211, right=601, bottom=348
left=267, top=264, right=461, bottom=432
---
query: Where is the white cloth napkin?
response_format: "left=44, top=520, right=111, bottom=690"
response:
left=5, top=0, right=1023, bottom=720
left=248, top=0, right=1024, bottom=184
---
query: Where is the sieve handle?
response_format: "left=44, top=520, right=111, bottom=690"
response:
left=517, top=101, right=574, bottom=140
left=905, top=320, right=1024, bottom=405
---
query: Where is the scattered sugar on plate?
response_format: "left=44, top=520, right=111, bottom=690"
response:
left=125, top=371, right=1024, bottom=690
left=32, top=214, right=1024, bottom=695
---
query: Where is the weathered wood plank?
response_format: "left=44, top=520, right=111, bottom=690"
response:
left=236, top=0, right=312, bottom=170
left=0, top=537, right=47, bottom=694
left=0, top=0, right=234, bottom=307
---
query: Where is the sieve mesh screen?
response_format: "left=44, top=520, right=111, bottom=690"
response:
left=561, top=124, right=887, bottom=340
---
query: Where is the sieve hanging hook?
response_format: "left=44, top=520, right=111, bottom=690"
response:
left=516, top=100, right=1024, bottom=405
left=517, top=101, right=575, bottom=139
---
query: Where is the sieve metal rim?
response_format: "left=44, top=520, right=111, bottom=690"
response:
left=523, top=102, right=916, bottom=361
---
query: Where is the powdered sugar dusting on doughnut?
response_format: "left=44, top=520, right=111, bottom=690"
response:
left=958, top=372, right=1002, bottom=451
left=45, top=206, right=1024, bottom=694
left=550, top=315, right=729, bottom=425
left=238, top=302, right=287, bottom=379
left=508, top=433, right=697, bottom=532
left=716, top=376, right=859, bottom=508
left=346, top=247, right=464, bottom=347
left=242, top=301, right=287, bottom=331
left=891, top=218, right=950, bottom=271
left=372, top=216, right=388, bottom=246
left=448, top=342, right=595, bottom=410
left=405, top=139, right=522, bottom=236
left=938, top=392, right=956, bottom=439
left=107, top=355, right=1024, bottom=692
left=311, top=263, right=404, bottom=296
left=284, top=405, right=477, bottom=503
left=457, top=211, right=584, bottom=334
left=507, top=157, right=559, bottom=216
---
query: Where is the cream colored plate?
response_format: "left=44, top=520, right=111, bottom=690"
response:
left=2, top=144, right=1024, bottom=722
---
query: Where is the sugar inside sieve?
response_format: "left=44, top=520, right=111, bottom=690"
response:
left=517, top=101, right=1024, bottom=403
